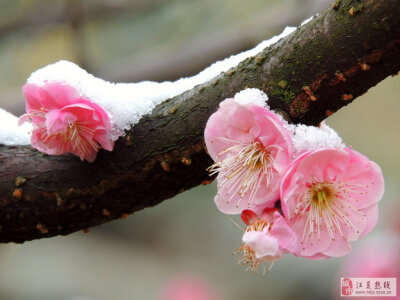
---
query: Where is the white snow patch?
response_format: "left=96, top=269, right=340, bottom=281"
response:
left=233, top=88, right=269, bottom=107
left=0, top=108, right=31, bottom=145
left=301, top=14, right=317, bottom=26
left=27, top=26, right=296, bottom=140
left=226, top=86, right=344, bottom=157
left=290, top=122, right=344, bottom=156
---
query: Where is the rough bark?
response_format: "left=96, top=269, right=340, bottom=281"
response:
left=1, top=0, right=399, bottom=243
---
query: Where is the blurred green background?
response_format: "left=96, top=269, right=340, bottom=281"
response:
left=0, top=0, right=399, bottom=299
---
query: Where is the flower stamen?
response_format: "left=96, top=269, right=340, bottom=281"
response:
left=296, top=178, right=367, bottom=248
left=234, top=219, right=270, bottom=274
left=208, top=138, right=278, bottom=209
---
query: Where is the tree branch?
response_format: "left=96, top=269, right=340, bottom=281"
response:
left=1, top=0, right=399, bottom=243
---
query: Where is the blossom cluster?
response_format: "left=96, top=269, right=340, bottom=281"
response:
left=204, top=91, right=384, bottom=273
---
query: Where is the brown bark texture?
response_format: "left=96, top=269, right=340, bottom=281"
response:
left=0, top=0, right=399, bottom=243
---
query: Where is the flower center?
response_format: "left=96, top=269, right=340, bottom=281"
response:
left=63, top=122, right=100, bottom=154
left=236, top=244, right=259, bottom=272
left=246, top=219, right=268, bottom=233
left=28, top=104, right=102, bottom=157
left=234, top=219, right=270, bottom=273
left=295, top=179, right=367, bottom=249
left=208, top=139, right=277, bottom=208
left=311, top=184, right=336, bottom=215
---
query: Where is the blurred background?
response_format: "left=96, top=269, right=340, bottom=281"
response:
left=0, top=0, right=399, bottom=299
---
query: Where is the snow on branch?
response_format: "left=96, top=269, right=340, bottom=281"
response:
left=1, top=27, right=296, bottom=146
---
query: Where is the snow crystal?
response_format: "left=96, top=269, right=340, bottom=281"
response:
left=27, top=26, right=296, bottom=140
left=291, top=122, right=344, bottom=156
left=0, top=108, right=31, bottom=145
left=233, top=88, right=269, bottom=107
left=300, top=14, right=317, bottom=26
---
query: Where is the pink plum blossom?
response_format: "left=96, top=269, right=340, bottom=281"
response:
left=337, top=233, right=400, bottom=299
left=235, top=208, right=297, bottom=273
left=340, top=234, right=400, bottom=278
left=19, top=82, right=114, bottom=162
left=280, top=148, right=384, bottom=259
left=158, top=274, right=220, bottom=300
left=204, top=99, right=292, bottom=214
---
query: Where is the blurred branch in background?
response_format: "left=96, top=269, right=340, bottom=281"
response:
left=0, top=0, right=165, bottom=38
left=0, top=0, right=169, bottom=114
left=0, top=0, right=330, bottom=115
left=0, top=0, right=399, bottom=243
left=99, top=0, right=332, bottom=82
left=65, top=0, right=87, bottom=69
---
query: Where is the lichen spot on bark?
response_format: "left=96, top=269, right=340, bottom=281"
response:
left=359, top=63, right=370, bottom=71
left=335, top=71, right=347, bottom=82
left=181, top=157, right=192, bottom=166
left=341, top=94, right=353, bottom=101
left=161, top=161, right=170, bottom=172
left=15, top=176, right=26, bottom=187
left=13, top=188, right=23, bottom=199
left=36, top=223, right=49, bottom=234
left=102, top=208, right=111, bottom=216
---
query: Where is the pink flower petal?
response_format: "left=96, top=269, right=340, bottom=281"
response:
left=39, top=82, right=80, bottom=109
left=18, top=114, right=30, bottom=126
left=213, top=172, right=278, bottom=215
left=359, top=204, right=379, bottom=238
left=270, top=211, right=298, bottom=253
left=289, top=213, right=332, bottom=257
left=242, top=231, right=279, bottom=259
left=94, top=130, right=115, bottom=151
left=204, top=99, right=258, bottom=162
left=260, top=207, right=278, bottom=223
left=249, top=105, right=293, bottom=162
left=241, top=209, right=259, bottom=226
left=22, top=84, right=42, bottom=111
left=340, top=148, right=384, bottom=209
left=45, top=110, right=76, bottom=136
left=321, top=232, right=352, bottom=257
